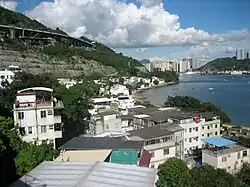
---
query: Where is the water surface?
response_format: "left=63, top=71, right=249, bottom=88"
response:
left=143, top=74, right=250, bottom=125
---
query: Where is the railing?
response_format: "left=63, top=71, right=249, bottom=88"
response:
left=145, top=141, right=176, bottom=150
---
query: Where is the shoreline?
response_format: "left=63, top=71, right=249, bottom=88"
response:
left=132, top=81, right=178, bottom=104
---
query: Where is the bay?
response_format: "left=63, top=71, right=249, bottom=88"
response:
left=142, top=74, right=250, bottom=125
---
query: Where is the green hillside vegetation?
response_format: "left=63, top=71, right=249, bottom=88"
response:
left=164, top=96, right=231, bottom=123
left=0, top=6, right=144, bottom=76
left=200, top=57, right=250, bottom=71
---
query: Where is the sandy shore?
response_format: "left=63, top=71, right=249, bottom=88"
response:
left=132, top=81, right=178, bottom=103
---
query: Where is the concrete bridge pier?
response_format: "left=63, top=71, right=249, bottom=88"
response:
left=9, top=28, right=15, bottom=39
left=22, top=29, right=25, bottom=37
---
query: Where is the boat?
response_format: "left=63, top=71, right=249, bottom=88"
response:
left=208, top=88, right=214, bottom=91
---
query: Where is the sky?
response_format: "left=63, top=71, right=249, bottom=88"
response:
left=0, top=0, right=250, bottom=62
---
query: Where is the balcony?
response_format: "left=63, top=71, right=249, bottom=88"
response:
left=54, top=116, right=62, bottom=123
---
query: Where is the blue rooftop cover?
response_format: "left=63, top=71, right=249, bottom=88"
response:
left=202, top=137, right=236, bottom=147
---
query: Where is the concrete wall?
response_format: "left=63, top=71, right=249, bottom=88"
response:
left=201, top=119, right=221, bottom=138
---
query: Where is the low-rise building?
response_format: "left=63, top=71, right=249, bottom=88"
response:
left=56, top=137, right=149, bottom=166
left=10, top=161, right=157, bottom=187
left=202, top=137, right=250, bottom=174
left=88, top=109, right=123, bottom=136
left=128, top=126, right=178, bottom=168
left=201, top=112, right=221, bottom=138
left=0, top=69, right=14, bottom=87
left=13, top=87, right=64, bottom=148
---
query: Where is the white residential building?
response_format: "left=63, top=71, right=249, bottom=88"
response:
left=129, top=126, right=177, bottom=169
left=0, top=69, right=14, bottom=87
left=201, top=114, right=221, bottom=138
left=236, top=49, right=245, bottom=60
left=13, top=87, right=64, bottom=148
left=202, top=137, right=250, bottom=174
left=167, top=116, right=204, bottom=155
left=88, top=110, right=123, bottom=136
left=109, top=84, right=130, bottom=96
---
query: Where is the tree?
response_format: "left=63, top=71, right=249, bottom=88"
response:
left=153, top=79, right=159, bottom=85
left=191, top=164, right=243, bottom=187
left=164, top=96, right=232, bottom=123
left=0, top=116, right=57, bottom=184
left=237, top=163, right=250, bottom=186
left=156, top=158, right=193, bottom=187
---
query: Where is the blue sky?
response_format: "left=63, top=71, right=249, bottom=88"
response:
left=1, top=0, right=250, bottom=62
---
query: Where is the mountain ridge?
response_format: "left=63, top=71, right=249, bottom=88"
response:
left=0, top=6, right=145, bottom=77
left=200, top=57, right=250, bottom=71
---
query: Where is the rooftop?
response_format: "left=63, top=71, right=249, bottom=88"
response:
left=10, top=161, right=157, bottom=187
left=203, top=144, right=248, bottom=157
left=158, top=123, right=184, bottom=132
left=202, top=137, right=236, bottom=147
left=59, top=137, right=143, bottom=150
left=128, top=126, right=173, bottom=140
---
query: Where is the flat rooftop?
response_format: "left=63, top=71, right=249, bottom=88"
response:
left=10, top=161, right=157, bottom=187
left=203, top=144, right=248, bottom=157
left=59, top=137, right=144, bottom=150
left=128, top=126, right=173, bottom=140
left=202, top=137, right=236, bottom=147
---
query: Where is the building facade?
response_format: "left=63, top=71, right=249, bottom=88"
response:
left=202, top=137, right=250, bottom=174
left=13, top=87, right=64, bottom=148
left=129, top=126, right=177, bottom=169
left=201, top=114, right=221, bottom=138
left=236, top=49, right=245, bottom=60
left=0, top=69, right=14, bottom=87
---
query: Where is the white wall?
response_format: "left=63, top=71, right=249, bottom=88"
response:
left=179, top=118, right=203, bottom=154
left=201, top=119, right=221, bottom=138
left=202, top=147, right=250, bottom=174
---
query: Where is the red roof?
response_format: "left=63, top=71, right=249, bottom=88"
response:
left=139, top=151, right=151, bottom=167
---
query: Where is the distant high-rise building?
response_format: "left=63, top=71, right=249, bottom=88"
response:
left=236, top=49, right=245, bottom=60
left=247, top=51, right=250, bottom=59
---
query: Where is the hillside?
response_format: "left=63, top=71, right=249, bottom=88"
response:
left=200, top=57, right=250, bottom=71
left=0, top=6, right=144, bottom=77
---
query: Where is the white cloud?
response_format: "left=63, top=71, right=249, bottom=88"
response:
left=136, top=48, right=147, bottom=53
left=0, top=0, right=18, bottom=11
left=137, top=0, right=162, bottom=7
left=25, top=0, right=250, bottom=59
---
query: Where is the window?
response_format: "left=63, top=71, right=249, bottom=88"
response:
left=54, top=123, right=61, bottom=131
left=202, top=126, right=204, bottom=129
left=189, top=128, right=192, bottom=133
left=49, top=125, right=54, bottom=130
left=207, top=133, right=210, bottom=137
left=207, top=126, right=210, bottom=130
left=215, top=124, right=218, bottom=128
left=202, top=134, right=204, bottom=137
left=28, top=127, right=32, bottom=134
left=237, top=152, right=241, bottom=159
left=189, top=138, right=192, bottom=143
left=18, top=112, right=24, bottom=119
left=150, top=151, right=155, bottom=157
left=196, top=127, right=198, bottom=131
left=215, top=132, right=218, bottom=135
left=163, top=148, right=169, bottom=155
left=19, top=127, right=25, bottom=136
left=40, top=111, right=46, bottom=118
left=222, top=156, right=227, bottom=162
left=41, top=125, right=47, bottom=133
left=243, top=150, right=248, bottom=157
left=228, top=166, right=231, bottom=170
left=150, top=164, right=155, bottom=168
left=47, top=109, right=53, bottom=115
